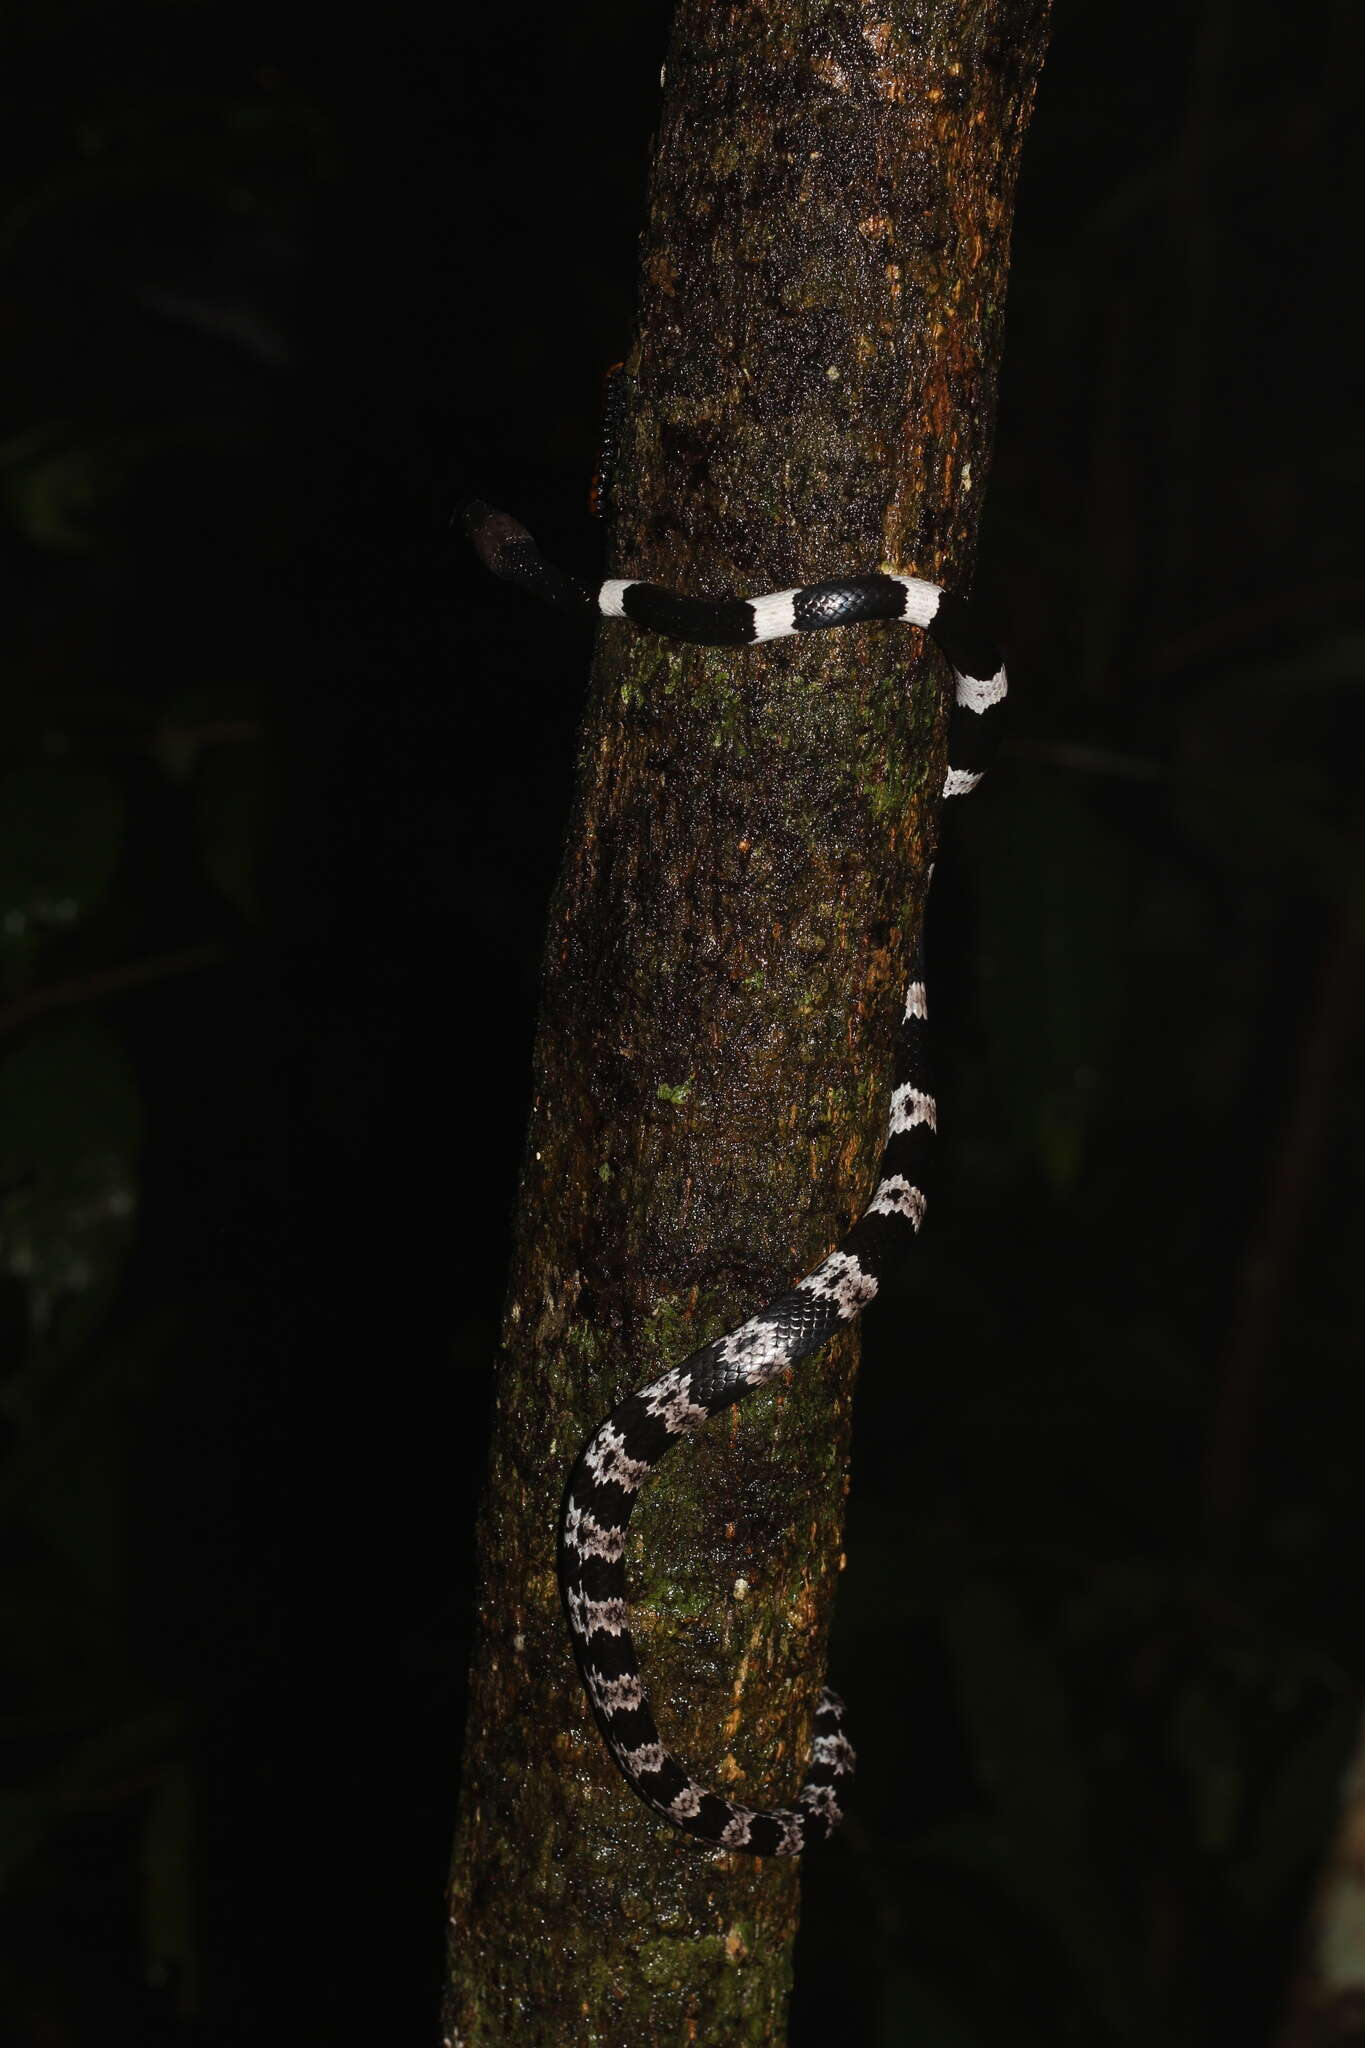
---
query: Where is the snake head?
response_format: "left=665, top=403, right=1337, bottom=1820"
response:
left=458, top=499, right=538, bottom=578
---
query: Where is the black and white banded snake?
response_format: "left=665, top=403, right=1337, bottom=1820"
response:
left=461, top=496, right=1007, bottom=1856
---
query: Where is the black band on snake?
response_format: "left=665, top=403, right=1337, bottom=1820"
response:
left=461, top=496, right=1007, bottom=1856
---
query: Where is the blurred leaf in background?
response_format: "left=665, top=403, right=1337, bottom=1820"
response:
left=0, top=19, right=337, bottom=2037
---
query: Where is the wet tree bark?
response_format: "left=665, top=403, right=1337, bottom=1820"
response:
left=442, top=2, right=1051, bottom=2041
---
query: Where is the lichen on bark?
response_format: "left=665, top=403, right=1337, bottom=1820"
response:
left=443, top=2, right=1051, bottom=2041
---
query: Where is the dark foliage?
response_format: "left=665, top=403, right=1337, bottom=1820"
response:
left=1, top=0, right=1361, bottom=2041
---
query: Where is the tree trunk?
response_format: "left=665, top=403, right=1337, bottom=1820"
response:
left=442, top=2, right=1052, bottom=2040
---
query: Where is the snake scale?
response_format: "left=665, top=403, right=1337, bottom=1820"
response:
left=461, top=492, right=1006, bottom=1854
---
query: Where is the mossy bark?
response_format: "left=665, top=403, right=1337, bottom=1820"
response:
left=442, top=2, right=1051, bottom=2041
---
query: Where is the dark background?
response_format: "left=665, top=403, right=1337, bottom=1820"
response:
left=2, top=0, right=1362, bottom=2041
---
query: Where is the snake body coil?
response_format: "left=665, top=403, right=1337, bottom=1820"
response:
left=462, top=498, right=1006, bottom=1855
